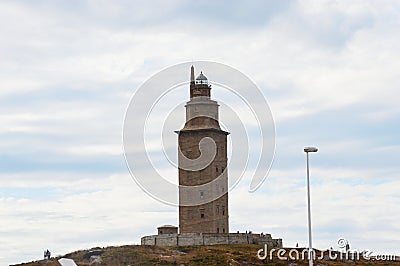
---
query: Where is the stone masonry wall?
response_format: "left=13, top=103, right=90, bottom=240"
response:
left=141, top=233, right=282, bottom=247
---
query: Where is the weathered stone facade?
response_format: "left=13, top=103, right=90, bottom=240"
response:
left=140, top=66, right=283, bottom=248
left=177, top=66, right=229, bottom=234
left=157, top=225, right=178, bottom=235
left=141, top=232, right=282, bottom=247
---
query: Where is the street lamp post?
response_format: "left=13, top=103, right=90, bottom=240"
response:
left=304, top=147, right=318, bottom=266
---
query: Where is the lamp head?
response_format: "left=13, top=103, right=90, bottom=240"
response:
left=304, top=147, right=318, bottom=153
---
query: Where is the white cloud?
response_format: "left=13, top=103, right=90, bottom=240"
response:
left=0, top=173, right=177, bottom=264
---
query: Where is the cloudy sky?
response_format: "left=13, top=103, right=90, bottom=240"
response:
left=1, top=0, right=399, bottom=264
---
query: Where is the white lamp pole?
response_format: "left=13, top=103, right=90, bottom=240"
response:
left=304, top=147, right=318, bottom=266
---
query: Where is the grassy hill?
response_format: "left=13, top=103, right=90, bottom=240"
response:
left=12, top=244, right=399, bottom=266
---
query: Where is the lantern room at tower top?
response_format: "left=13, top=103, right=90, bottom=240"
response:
left=195, top=71, right=208, bottom=85
left=190, top=65, right=211, bottom=98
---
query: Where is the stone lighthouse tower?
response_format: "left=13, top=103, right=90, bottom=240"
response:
left=177, top=66, right=229, bottom=234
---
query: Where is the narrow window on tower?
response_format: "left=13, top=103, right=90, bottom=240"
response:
left=200, top=209, right=205, bottom=219
left=223, top=228, right=225, bottom=233
left=216, top=166, right=219, bottom=172
left=217, top=228, right=219, bottom=233
left=200, top=191, right=204, bottom=199
left=216, top=205, right=219, bottom=215
left=222, top=206, right=225, bottom=216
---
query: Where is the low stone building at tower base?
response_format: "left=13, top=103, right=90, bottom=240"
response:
left=141, top=232, right=282, bottom=247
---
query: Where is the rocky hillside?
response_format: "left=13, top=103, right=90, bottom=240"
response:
left=12, top=244, right=399, bottom=266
